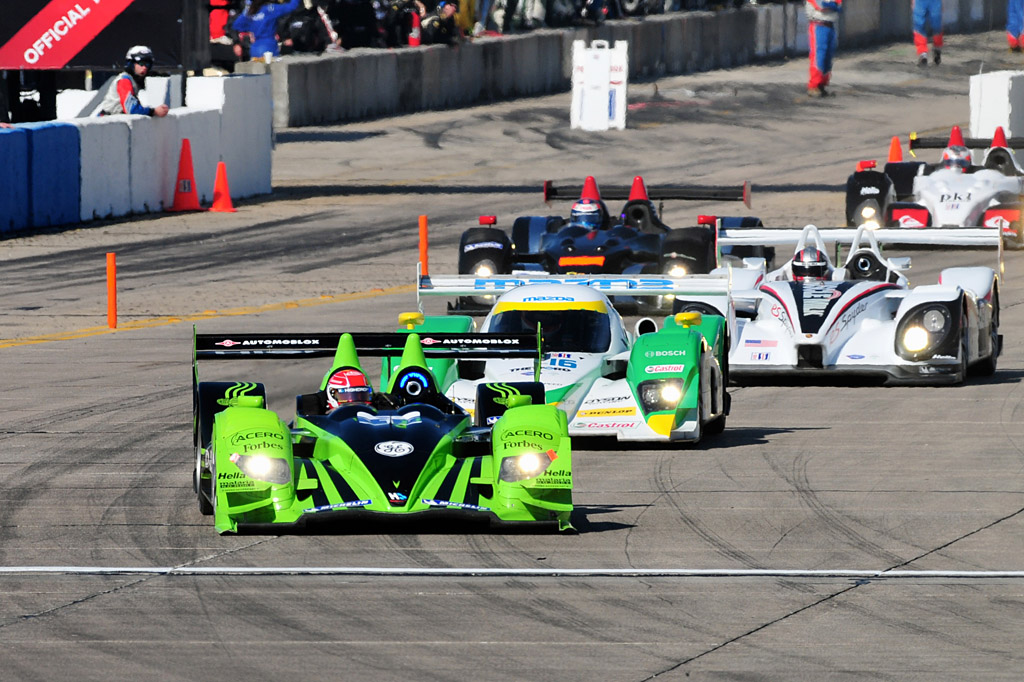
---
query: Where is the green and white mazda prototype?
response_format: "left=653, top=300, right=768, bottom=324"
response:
left=409, top=273, right=733, bottom=443
left=193, top=329, right=573, bottom=534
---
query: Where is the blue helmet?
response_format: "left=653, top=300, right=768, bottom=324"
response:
left=569, top=198, right=606, bottom=230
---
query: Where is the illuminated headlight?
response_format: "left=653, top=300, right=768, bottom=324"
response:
left=475, top=264, right=494, bottom=277
left=860, top=205, right=877, bottom=219
left=902, top=326, right=929, bottom=352
left=638, top=379, right=684, bottom=413
left=229, top=453, right=291, bottom=485
left=896, top=304, right=956, bottom=360
left=862, top=219, right=881, bottom=230
left=666, top=263, right=688, bottom=278
left=499, top=450, right=555, bottom=482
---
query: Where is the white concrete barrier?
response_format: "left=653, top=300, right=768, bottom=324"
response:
left=75, top=117, right=131, bottom=221
left=970, top=70, right=1024, bottom=138
left=128, top=114, right=181, bottom=213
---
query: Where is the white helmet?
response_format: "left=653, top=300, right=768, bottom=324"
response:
left=125, top=45, right=154, bottom=69
left=941, top=145, right=972, bottom=173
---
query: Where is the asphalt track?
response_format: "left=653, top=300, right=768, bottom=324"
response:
left=2, top=32, right=1024, bottom=681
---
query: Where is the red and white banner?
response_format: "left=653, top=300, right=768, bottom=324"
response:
left=0, top=0, right=134, bottom=69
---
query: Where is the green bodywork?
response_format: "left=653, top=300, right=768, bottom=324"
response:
left=197, top=333, right=573, bottom=534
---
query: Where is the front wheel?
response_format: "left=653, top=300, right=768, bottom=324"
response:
left=195, top=445, right=213, bottom=516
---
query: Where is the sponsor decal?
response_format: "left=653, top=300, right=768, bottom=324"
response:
left=242, top=338, right=321, bottom=346
left=645, top=350, right=686, bottom=358
left=422, top=499, right=491, bottom=511
left=743, top=339, right=778, bottom=347
left=583, top=395, right=632, bottom=405
left=770, top=302, right=791, bottom=327
left=374, top=441, right=415, bottom=457
left=0, top=0, right=135, bottom=69
left=577, top=407, right=636, bottom=417
left=847, top=354, right=866, bottom=360
left=860, top=186, right=880, bottom=195
left=895, top=213, right=926, bottom=228
left=472, top=277, right=681, bottom=291
left=572, top=421, right=640, bottom=429
left=504, top=429, right=554, bottom=440
left=801, top=282, right=843, bottom=317
left=463, top=241, right=504, bottom=252
left=503, top=439, right=545, bottom=450
left=387, top=492, right=408, bottom=502
left=216, top=339, right=241, bottom=347
left=439, top=337, right=521, bottom=345
left=533, top=476, right=572, bottom=486
left=751, top=352, right=771, bottom=361
left=523, top=296, right=575, bottom=302
left=829, top=299, right=869, bottom=342
left=645, top=364, right=685, bottom=373
left=308, top=500, right=371, bottom=512
left=230, top=430, right=285, bottom=445
left=939, top=191, right=972, bottom=204
left=486, top=415, right=500, bottom=425
left=217, top=470, right=259, bottom=491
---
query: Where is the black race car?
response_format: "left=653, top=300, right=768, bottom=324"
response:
left=458, top=176, right=757, bottom=287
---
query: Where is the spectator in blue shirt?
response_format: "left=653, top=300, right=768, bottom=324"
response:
left=232, top=0, right=302, bottom=59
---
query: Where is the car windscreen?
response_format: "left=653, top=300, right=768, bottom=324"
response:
left=489, top=308, right=611, bottom=353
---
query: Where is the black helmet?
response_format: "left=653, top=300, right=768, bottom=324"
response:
left=125, top=45, right=154, bottom=70
left=792, top=247, right=830, bottom=281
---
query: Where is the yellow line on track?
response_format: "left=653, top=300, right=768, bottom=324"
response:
left=0, top=284, right=416, bottom=349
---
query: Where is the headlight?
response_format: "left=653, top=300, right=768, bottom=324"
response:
left=860, top=205, right=877, bottom=219
left=895, top=304, right=957, bottom=361
left=902, top=326, right=929, bottom=352
left=475, top=264, right=494, bottom=277
left=229, top=453, right=291, bottom=485
left=499, top=450, right=555, bottom=482
left=638, top=379, right=684, bottom=413
left=862, top=219, right=881, bottom=230
left=666, top=263, right=688, bottom=278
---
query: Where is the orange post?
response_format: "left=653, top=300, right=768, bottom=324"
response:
left=106, top=252, right=117, bottom=329
left=419, top=215, right=429, bottom=276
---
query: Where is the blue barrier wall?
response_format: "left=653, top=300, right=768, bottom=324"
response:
left=20, top=122, right=81, bottom=228
left=0, top=128, right=30, bottom=234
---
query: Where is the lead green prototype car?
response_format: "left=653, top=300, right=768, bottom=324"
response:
left=193, top=328, right=573, bottom=534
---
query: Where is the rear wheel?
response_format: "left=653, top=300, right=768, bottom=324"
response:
left=972, top=293, right=1000, bottom=376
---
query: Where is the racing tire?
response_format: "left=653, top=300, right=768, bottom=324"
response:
left=702, top=354, right=727, bottom=437
left=195, top=453, right=213, bottom=516
left=954, top=328, right=969, bottom=385
left=458, top=227, right=511, bottom=275
left=972, top=293, right=1000, bottom=377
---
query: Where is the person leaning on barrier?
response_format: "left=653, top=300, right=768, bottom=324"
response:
left=98, top=46, right=169, bottom=117
left=421, top=0, right=460, bottom=44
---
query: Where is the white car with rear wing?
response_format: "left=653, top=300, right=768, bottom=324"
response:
left=716, top=224, right=1001, bottom=384
left=416, top=272, right=734, bottom=442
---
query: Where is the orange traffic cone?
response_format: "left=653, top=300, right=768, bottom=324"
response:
left=169, top=138, right=202, bottom=212
left=210, top=162, right=236, bottom=213
left=408, top=11, right=421, bottom=46
left=888, top=136, right=902, bottom=162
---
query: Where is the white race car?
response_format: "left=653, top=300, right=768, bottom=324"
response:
left=717, top=224, right=1001, bottom=385
left=846, top=126, right=1024, bottom=248
left=412, top=273, right=732, bottom=443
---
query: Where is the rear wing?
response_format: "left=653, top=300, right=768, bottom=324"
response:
left=909, top=132, right=1024, bottom=151
left=194, top=331, right=539, bottom=360
left=717, top=226, right=1003, bottom=248
left=418, top=272, right=731, bottom=301
left=543, top=180, right=751, bottom=208
left=417, top=271, right=734, bottom=320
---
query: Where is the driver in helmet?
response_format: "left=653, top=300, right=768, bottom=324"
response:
left=791, top=246, right=833, bottom=281
left=940, top=145, right=972, bottom=173
left=568, top=198, right=609, bottom=230
left=99, top=46, right=169, bottom=117
left=325, top=368, right=374, bottom=410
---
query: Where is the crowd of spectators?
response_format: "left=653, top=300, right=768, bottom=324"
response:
left=210, top=0, right=775, bottom=60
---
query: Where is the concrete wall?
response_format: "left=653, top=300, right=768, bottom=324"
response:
left=236, top=0, right=1006, bottom=129
left=1, top=74, right=272, bottom=235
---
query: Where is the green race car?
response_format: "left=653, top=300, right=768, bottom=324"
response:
left=193, top=328, right=573, bottom=534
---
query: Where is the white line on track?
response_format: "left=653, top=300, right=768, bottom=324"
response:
left=3, top=567, right=1024, bottom=578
